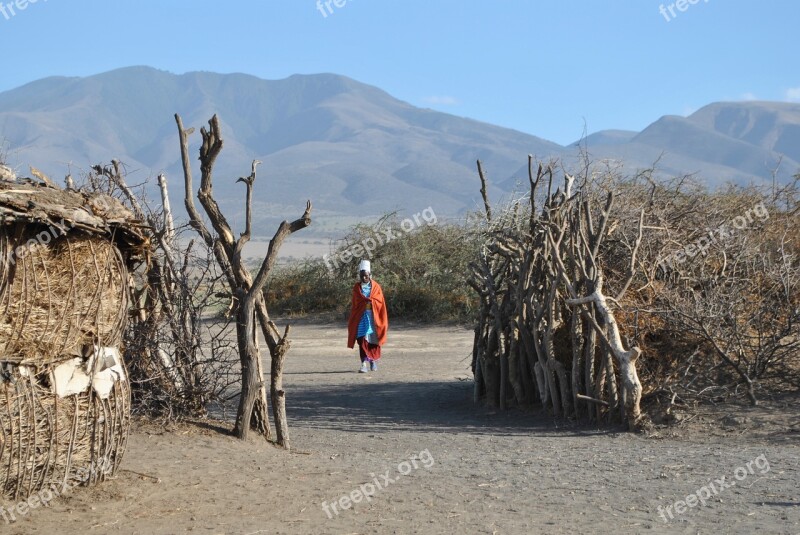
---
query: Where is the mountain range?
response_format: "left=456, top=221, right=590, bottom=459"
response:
left=0, top=66, right=797, bottom=234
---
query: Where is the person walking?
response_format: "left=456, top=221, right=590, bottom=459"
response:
left=347, top=259, right=388, bottom=373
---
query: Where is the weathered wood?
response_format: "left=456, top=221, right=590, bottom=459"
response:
left=570, top=297, right=583, bottom=418
left=270, top=325, right=291, bottom=449
left=157, top=174, right=176, bottom=250
left=473, top=353, right=483, bottom=404
left=176, top=113, right=311, bottom=444
left=469, top=159, right=646, bottom=428
left=577, top=393, right=609, bottom=407
left=0, top=183, right=147, bottom=250
left=476, top=159, right=492, bottom=222
left=564, top=273, right=642, bottom=429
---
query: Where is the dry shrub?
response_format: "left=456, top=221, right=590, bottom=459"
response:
left=80, top=162, right=240, bottom=420
left=469, top=159, right=799, bottom=425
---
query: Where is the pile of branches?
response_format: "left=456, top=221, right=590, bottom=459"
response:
left=644, top=176, right=799, bottom=407
left=469, top=158, right=799, bottom=428
left=80, top=161, right=239, bottom=420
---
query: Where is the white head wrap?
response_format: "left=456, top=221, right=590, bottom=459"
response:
left=359, top=259, right=371, bottom=273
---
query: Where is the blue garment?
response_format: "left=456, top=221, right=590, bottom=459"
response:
left=356, top=283, right=375, bottom=338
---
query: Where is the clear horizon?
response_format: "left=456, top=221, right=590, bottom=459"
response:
left=0, top=1, right=798, bottom=145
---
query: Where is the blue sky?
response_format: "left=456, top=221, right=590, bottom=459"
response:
left=0, top=0, right=797, bottom=145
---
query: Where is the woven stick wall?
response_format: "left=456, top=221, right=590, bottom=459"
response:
left=0, top=231, right=128, bottom=366
left=0, top=179, right=146, bottom=503
left=0, top=366, right=130, bottom=501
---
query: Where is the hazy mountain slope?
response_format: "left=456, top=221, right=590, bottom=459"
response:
left=565, top=106, right=798, bottom=186
left=0, top=67, right=798, bottom=233
left=631, top=114, right=796, bottom=181
left=570, top=129, right=638, bottom=147
left=687, top=101, right=800, bottom=165
left=0, top=67, right=563, bottom=228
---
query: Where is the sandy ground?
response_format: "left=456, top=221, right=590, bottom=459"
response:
left=4, top=320, right=800, bottom=534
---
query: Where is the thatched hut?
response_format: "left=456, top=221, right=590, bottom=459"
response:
left=0, top=177, right=147, bottom=502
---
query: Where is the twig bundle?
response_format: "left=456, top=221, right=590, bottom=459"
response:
left=470, top=158, right=799, bottom=425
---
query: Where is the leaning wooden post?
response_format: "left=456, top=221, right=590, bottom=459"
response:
left=549, top=225, right=645, bottom=429
left=564, top=274, right=643, bottom=429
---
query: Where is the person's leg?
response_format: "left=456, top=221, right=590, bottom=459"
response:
left=365, top=341, right=380, bottom=371
left=357, top=337, right=369, bottom=373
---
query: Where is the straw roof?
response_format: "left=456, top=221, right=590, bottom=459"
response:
left=0, top=179, right=148, bottom=254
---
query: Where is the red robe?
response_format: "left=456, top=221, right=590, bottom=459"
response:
left=347, top=280, right=388, bottom=349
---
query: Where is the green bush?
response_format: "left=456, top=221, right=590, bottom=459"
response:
left=264, top=217, right=479, bottom=322
left=264, top=260, right=350, bottom=317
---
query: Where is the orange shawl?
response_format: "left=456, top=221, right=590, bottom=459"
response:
left=347, top=280, right=388, bottom=348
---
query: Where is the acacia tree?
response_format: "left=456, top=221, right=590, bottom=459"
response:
left=176, top=114, right=311, bottom=447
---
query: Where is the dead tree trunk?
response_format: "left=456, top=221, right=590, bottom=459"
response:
left=269, top=327, right=291, bottom=448
left=176, top=113, right=311, bottom=445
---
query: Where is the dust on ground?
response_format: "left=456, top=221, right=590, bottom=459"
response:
left=6, top=320, right=799, bottom=534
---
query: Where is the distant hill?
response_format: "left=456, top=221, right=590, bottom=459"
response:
left=0, top=67, right=561, bottom=232
left=569, top=102, right=799, bottom=186
left=571, top=129, right=638, bottom=147
left=0, top=67, right=797, bottom=234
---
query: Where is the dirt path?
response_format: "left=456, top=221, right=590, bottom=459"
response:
left=6, top=321, right=800, bottom=534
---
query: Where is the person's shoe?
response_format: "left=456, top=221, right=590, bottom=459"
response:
left=370, top=360, right=378, bottom=372
left=359, top=362, right=369, bottom=373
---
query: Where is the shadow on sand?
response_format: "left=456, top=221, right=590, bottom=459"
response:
left=286, top=377, right=623, bottom=438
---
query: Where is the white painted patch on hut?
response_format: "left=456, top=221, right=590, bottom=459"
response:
left=91, top=346, right=126, bottom=400
left=50, top=357, right=92, bottom=398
